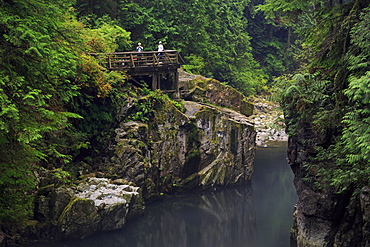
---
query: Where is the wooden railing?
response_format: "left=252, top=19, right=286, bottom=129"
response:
left=90, top=50, right=182, bottom=70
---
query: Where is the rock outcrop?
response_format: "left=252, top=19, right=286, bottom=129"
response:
left=249, top=97, right=287, bottom=146
left=179, top=72, right=253, bottom=117
left=17, top=73, right=257, bottom=245
left=98, top=73, right=257, bottom=200
left=287, top=127, right=370, bottom=246
left=178, top=70, right=286, bottom=147
left=107, top=97, right=256, bottom=199
left=23, top=177, right=144, bottom=242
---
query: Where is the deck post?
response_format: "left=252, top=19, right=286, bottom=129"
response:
left=174, top=70, right=180, bottom=99
left=152, top=73, right=157, bottom=90
left=152, top=74, right=161, bottom=90
left=108, top=56, right=112, bottom=69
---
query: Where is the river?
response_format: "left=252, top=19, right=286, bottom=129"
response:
left=27, top=141, right=297, bottom=247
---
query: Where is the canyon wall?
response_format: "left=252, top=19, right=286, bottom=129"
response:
left=287, top=122, right=370, bottom=246
left=18, top=75, right=257, bottom=244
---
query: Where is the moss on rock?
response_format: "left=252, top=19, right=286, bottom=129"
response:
left=57, top=197, right=100, bottom=239
left=181, top=77, right=254, bottom=116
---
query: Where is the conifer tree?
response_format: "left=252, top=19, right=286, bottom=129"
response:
left=0, top=0, right=129, bottom=230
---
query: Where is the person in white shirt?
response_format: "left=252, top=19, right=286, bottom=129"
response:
left=136, top=42, right=143, bottom=65
left=136, top=42, right=143, bottom=52
left=157, top=41, right=164, bottom=60
left=158, top=41, right=164, bottom=52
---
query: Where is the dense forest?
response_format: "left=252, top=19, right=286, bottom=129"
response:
left=73, top=0, right=297, bottom=93
left=1, top=0, right=369, bottom=243
left=0, top=0, right=292, bottom=234
left=261, top=0, right=370, bottom=244
left=262, top=0, right=370, bottom=192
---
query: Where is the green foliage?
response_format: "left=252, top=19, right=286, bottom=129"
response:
left=0, top=0, right=131, bottom=231
left=75, top=0, right=121, bottom=18
left=51, top=168, right=72, bottom=183
left=0, top=142, right=37, bottom=230
left=76, top=0, right=268, bottom=95
left=127, top=98, right=154, bottom=123
left=0, top=0, right=84, bottom=228
left=309, top=72, right=370, bottom=192
left=328, top=7, right=370, bottom=191
left=248, top=0, right=298, bottom=80
left=81, top=16, right=132, bottom=52
left=276, top=73, right=334, bottom=135
left=182, top=54, right=205, bottom=75
left=333, top=73, right=370, bottom=187
left=228, top=53, right=268, bottom=95
left=125, top=89, right=166, bottom=123
left=268, top=2, right=370, bottom=194
left=256, top=0, right=357, bottom=82
left=347, top=7, right=370, bottom=73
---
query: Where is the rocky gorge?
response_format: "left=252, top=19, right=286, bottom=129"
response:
left=6, top=71, right=290, bottom=246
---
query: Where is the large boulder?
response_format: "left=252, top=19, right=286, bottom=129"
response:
left=57, top=197, right=100, bottom=239
left=178, top=72, right=254, bottom=117
left=24, top=177, right=144, bottom=241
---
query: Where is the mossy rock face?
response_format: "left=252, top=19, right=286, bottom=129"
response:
left=57, top=197, right=100, bottom=239
left=20, top=71, right=258, bottom=244
left=102, top=78, right=256, bottom=199
left=197, top=151, right=232, bottom=186
left=181, top=78, right=254, bottom=116
left=23, top=178, right=144, bottom=242
left=108, top=96, right=256, bottom=198
left=108, top=121, right=150, bottom=184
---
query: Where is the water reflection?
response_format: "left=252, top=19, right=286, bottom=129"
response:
left=27, top=141, right=296, bottom=247
left=125, top=186, right=255, bottom=247
left=33, top=186, right=255, bottom=247
left=252, top=141, right=297, bottom=247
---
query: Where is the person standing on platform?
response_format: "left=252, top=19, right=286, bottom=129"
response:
left=136, top=42, right=143, bottom=65
left=136, top=42, right=143, bottom=52
left=157, top=41, right=164, bottom=60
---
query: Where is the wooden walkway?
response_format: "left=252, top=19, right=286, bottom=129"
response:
left=91, top=50, right=183, bottom=97
left=91, top=50, right=182, bottom=69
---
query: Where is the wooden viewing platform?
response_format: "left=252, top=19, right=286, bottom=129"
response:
left=91, top=50, right=184, bottom=97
